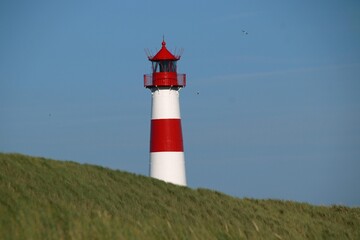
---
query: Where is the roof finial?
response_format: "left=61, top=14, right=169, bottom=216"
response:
left=162, top=35, right=166, bottom=47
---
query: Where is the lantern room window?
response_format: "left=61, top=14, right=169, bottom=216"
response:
left=152, top=62, right=158, bottom=72
left=152, top=61, right=177, bottom=73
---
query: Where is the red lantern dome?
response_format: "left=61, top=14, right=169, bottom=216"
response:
left=148, top=40, right=179, bottom=61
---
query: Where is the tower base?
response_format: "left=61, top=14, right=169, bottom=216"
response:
left=150, top=152, right=186, bottom=186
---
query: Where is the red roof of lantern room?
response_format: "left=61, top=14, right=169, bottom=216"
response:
left=149, top=40, right=179, bottom=61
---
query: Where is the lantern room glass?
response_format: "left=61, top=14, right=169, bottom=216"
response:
left=152, top=61, right=177, bottom=73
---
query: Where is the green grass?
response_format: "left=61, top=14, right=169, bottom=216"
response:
left=0, top=153, right=359, bottom=239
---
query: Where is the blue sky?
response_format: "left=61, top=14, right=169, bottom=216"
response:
left=1, top=0, right=360, bottom=206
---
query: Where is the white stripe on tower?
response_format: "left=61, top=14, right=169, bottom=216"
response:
left=149, top=88, right=186, bottom=186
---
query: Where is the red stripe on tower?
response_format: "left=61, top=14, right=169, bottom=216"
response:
left=150, top=119, right=184, bottom=152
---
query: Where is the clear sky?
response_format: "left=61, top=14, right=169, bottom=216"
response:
left=1, top=0, right=360, bottom=206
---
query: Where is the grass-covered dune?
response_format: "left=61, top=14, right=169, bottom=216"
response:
left=0, top=153, right=359, bottom=239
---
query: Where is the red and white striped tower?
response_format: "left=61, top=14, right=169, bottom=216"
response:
left=144, top=40, right=187, bottom=186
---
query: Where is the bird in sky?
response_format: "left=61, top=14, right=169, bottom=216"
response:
left=242, top=30, right=248, bottom=35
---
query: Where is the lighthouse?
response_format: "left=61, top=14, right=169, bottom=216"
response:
left=144, top=40, right=187, bottom=186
